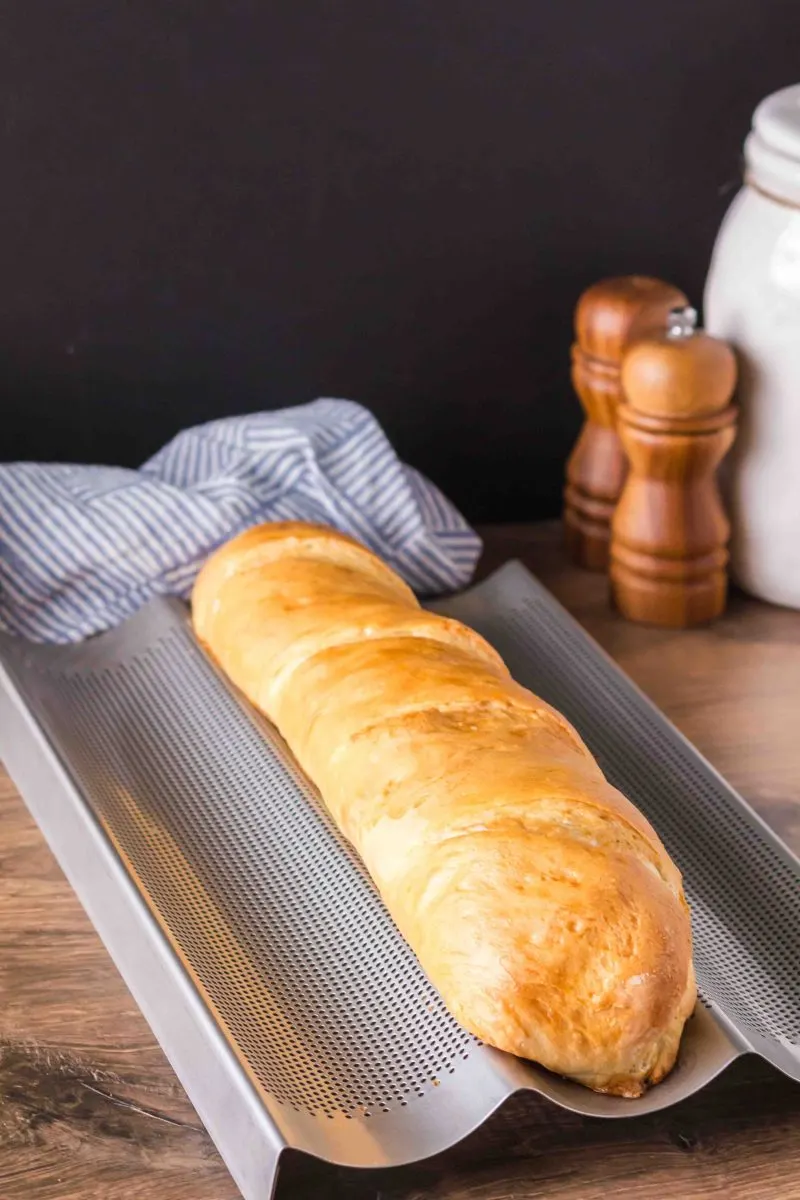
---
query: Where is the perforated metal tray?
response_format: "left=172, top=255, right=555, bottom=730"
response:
left=0, top=560, right=798, bottom=1200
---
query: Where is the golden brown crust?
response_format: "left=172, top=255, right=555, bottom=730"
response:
left=192, top=521, right=696, bottom=1096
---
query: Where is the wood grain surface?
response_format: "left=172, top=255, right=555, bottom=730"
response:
left=1, top=522, right=799, bottom=1200
left=610, top=325, right=738, bottom=628
left=564, top=276, right=687, bottom=571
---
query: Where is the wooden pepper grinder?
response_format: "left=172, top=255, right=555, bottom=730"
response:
left=565, top=276, right=688, bottom=571
left=610, top=307, right=738, bottom=627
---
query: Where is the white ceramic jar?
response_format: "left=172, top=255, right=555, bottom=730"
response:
left=704, top=83, right=800, bottom=608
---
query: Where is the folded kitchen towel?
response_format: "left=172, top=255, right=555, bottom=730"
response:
left=0, top=398, right=482, bottom=643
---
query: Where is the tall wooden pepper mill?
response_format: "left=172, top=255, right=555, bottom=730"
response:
left=610, top=307, right=738, bottom=627
left=565, top=276, right=688, bottom=570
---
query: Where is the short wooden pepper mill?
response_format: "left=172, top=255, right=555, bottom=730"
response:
left=565, top=276, right=688, bottom=571
left=610, top=307, right=738, bottom=627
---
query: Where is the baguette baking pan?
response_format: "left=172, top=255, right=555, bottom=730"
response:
left=0, top=560, right=797, bottom=1200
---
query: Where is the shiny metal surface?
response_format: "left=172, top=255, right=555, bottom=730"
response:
left=0, top=560, right=797, bottom=1199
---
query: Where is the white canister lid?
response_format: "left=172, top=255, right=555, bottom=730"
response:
left=745, top=84, right=800, bottom=205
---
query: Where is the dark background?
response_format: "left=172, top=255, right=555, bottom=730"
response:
left=2, top=2, right=798, bottom=520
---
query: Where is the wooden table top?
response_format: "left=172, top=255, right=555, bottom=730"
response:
left=2, top=521, right=799, bottom=1200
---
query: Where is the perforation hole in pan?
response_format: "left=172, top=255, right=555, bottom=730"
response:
left=472, top=595, right=800, bottom=1047
left=35, top=627, right=476, bottom=1120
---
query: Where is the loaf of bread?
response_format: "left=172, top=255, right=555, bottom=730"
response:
left=192, top=521, right=696, bottom=1096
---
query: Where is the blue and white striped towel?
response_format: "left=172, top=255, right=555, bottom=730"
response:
left=0, top=398, right=481, bottom=643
